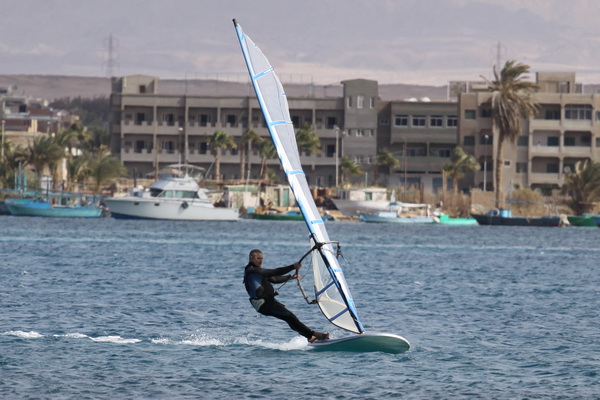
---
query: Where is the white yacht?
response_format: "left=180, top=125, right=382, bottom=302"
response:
left=104, top=175, right=239, bottom=221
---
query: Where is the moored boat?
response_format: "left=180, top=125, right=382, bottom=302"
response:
left=5, top=196, right=105, bottom=218
left=433, top=214, right=478, bottom=226
left=567, top=215, right=598, bottom=227
left=471, top=209, right=566, bottom=227
left=103, top=175, right=238, bottom=221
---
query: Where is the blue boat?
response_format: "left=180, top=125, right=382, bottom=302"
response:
left=5, top=196, right=105, bottom=218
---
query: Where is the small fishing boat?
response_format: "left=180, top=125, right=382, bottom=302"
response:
left=358, top=201, right=434, bottom=224
left=5, top=195, right=105, bottom=218
left=567, top=215, right=598, bottom=227
left=433, top=214, right=478, bottom=226
left=471, top=209, right=566, bottom=227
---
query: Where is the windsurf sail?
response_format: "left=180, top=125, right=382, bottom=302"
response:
left=233, top=19, right=364, bottom=334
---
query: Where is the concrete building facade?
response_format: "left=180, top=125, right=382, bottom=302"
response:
left=458, top=72, right=600, bottom=194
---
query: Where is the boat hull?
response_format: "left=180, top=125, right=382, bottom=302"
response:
left=104, top=197, right=238, bottom=221
left=567, top=216, right=598, bottom=227
left=358, top=211, right=434, bottom=224
left=471, top=213, right=563, bottom=227
left=434, top=215, right=478, bottom=225
left=5, top=199, right=103, bottom=218
left=330, top=199, right=390, bottom=217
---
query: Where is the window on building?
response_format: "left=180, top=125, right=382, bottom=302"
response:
left=430, top=116, right=443, bottom=127
left=226, top=114, right=236, bottom=125
left=199, top=114, right=210, bottom=126
left=564, top=136, right=576, bottom=146
left=546, top=162, right=559, bottom=173
left=517, top=136, right=528, bottom=146
left=436, top=148, right=452, bottom=157
left=463, top=136, right=475, bottom=146
left=447, top=115, right=458, bottom=126
left=380, top=118, right=390, bottom=125
left=464, top=110, right=476, bottom=119
left=139, top=85, right=146, bottom=94
left=346, top=96, right=352, bottom=108
left=565, top=104, right=592, bottom=120
left=162, top=141, right=175, bottom=152
left=597, top=137, right=600, bottom=148
left=547, top=137, right=559, bottom=146
left=357, top=96, right=364, bottom=109
left=135, top=113, right=146, bottom=124
left=516, top=162, right=527, bottom=173
left=412, top=115, right=426, bottom=127
left=480, top=108, right=492, bottom=118
left=356, top=129, right=363, bottom=137
left=326, top=117, right=337, bottom=129
left=546, top=110, right=560, bottom=120
left=370, top=97, right=375, bottom=109
left=480, top=134, right=492, bottom=145
left=291, top=116, right=301, bottom=126
left=199, top=142, right=208, bottom=154
left=395, top=115, right=408, bottom=126
left=325, top=144, right=336, bottom=158
left=134, top=140, right=145, bottom=153
left=164, top=113, right=175, bottom=125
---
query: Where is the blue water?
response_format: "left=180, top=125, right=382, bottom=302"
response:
left=1, top=216, right=599, bottom=399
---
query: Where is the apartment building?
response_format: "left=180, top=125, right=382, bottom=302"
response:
left=377, top=99, right=458, bottom=192
left=109, top=75, right=379, bottom=188
left=458, top=72, right=600, bottom=194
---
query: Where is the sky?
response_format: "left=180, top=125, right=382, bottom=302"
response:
left=2, top=0, right=600, bottom=86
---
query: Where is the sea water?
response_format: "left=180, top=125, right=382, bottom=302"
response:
left=0, top=216, right=598, bottom=399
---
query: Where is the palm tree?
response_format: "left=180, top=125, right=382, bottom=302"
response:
left=207, top=130, right=236, bottom=180
left=563, top=160, right=600, bottom=215
left=443, top=147, right=480, bottom=193
left=482, top=60, right=539, bottom=208
left=374, top=149, right=400, bottom=185
left=83, top=147, right=127, bottom=193
left=25, top=135, right=64, bottom=189
left=295, top=123, right=321, bottom=156
left=239, top=129, right=262, bottom=180
left=0, top=143, right=27, bottom=188
left=340, top=156, right=362, bottom=186
left=258, top=140, right=277, bottom=183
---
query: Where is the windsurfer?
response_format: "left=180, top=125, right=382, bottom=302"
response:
left=243, top=249, right=329, bottom=342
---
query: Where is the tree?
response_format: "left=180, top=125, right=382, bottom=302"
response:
left=239, top=129, right=262, bottom=181
left=482, top=60, right=539, bottom=208
left=563, top=160, right=600, bottom=215
left=0, top=142, right=27, bottom=188
left=83, top=147, right=127, bottom=193
left=25, top=135, right=64, bottom=189
left=258, top=140, right=277, bottom=183
left=374, top=149, right=400, bottom=185
left=340, top=156, right=362, bottom=186
left=207, top=130, right=236, bottom=180
left=443, top=147, right=480, bottom=193
left=295, top=123, right=321, bottom=156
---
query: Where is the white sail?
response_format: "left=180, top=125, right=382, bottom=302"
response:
left=234, top=20, right=364, bottom=334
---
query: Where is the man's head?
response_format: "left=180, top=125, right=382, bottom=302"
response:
left=249, top=249, right=263, bottom=267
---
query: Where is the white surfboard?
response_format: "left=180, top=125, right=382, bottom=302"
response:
left=308, top=333, right=410, bottom=354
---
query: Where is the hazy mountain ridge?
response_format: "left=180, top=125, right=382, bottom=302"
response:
left=0, top=74, right=449, bottom=102
left=2, top=75, right=599, bottom=104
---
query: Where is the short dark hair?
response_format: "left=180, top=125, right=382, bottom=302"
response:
left=249, top=249, right=262, bottom=258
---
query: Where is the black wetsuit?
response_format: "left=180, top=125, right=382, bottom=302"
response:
left=243, top=262, right=313, bottom=339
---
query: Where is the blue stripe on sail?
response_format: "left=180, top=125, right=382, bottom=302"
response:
left=329, top=308, right=349, bottom=322
left=253, top=67, right=274, bottom=80
left=315, top=280, right=335, bottom=297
